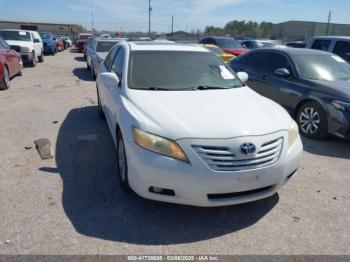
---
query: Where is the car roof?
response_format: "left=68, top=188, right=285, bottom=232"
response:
left=249, top=47, right=332, bottom=56
left=95, top=38, right=124, bottom=42
left=311, top=36, right=350, bottom=41
left=0, top=29, right=34, bottom=33
left=128, top=41, right=210, bottom=52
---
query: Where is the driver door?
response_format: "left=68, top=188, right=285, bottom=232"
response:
left=103, top=47, right=125, bottom=132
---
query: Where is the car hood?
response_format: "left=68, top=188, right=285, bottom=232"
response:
left=5, top=40, right=32, bottom=48
left=307, top=79, right=350, bottom=100
left=96, top=52, right=108, bottom=61
left=127, top=87, right=292, bottom=140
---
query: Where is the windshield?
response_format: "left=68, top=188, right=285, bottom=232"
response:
left=216, top=38, right=242, bottom=49
left=0, top=30, right=31, bottom=41
left=260, top=41, right=277, bottom=48
left=79, top=35, right=90, bottom=40
left=293, top=54, right=350, bottom=81
left=96, top=41, right=118, bottom=52
left=39, top=32, right=53, bottom=39
left=206, top=46, right=225, bottom=56
left=128, top=51, right=243, bottom=90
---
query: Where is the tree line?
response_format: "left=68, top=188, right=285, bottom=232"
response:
left=205, top=20, right=273, bottom=38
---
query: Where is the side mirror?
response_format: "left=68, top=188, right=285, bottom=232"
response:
left=275, top=68, right=290, bottom=77
left=237, top=71, right=249, bottom=83
left=34, top=39, right=40, bottom=43
left=99, top=72, right=120, bottom=87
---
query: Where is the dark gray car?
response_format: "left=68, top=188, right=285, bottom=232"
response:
left=228, top=48, right=350, bottom=140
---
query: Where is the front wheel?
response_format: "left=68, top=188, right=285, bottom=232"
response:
left=91, top=63, right=96, bottom=79
left=38, top=51, right=44, bottom=62
left=296, top=101, right=328, bottom=139
left=116, top=131, right=131, bottom=192
left=0, top=66, right=10, bottom=90
left=97, top=87, right=105, bottom=119
left=17, top=60, right=24, bottom=76
left=30, top=52, right=36, bottom=67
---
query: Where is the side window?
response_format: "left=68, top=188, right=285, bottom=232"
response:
left=245, top=53, right=267, bottom=72
left=111, top=48, right=125, bottom=80
left=333, top=41, right=350, bottom=62
left=104, top=47, right=119, bottom=70
left=311, top=40, right=331, bottom=51
left=0, top=38, right=9, bottom=49
left=266, top=53, right=292, bottom=74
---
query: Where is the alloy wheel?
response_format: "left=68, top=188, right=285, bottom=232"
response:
left=299, top=107, right=321, bottom=135
left=4, top=67, right=10, bottom=87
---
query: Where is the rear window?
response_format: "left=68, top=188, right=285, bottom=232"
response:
left=311, top=40, right=331, bottom=51
left=0, top=30, right=31, bottom=41
left=96, top=41, right=118, bottom=52
left=79, top=35, right=90, bottom=40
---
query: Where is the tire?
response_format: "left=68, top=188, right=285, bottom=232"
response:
left=17, top=60, right=24, bottom=76
left=87, top=60, right=91, bottom=71
left=38, top=51, right=44, bottom=63
left=0, top=66, right=10, bottom=90
left=116, top=131, right=131, bottom=192
left=91, top=63, right=96, bottom=79
left=296, top=101, right=328, bottom=139
left=97, top=86, right=105, bottom=119
left=30, top=52, right=36, bottom=67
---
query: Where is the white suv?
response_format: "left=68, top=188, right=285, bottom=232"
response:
left=96, top=41, right=303, bottom=207
left=0, top=29, right=44, bottom=67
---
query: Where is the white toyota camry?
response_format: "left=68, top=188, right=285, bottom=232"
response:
left=96, top=41, right=303, bottom=207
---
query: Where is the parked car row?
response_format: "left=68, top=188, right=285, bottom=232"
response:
left=0, top=29, right=70, bottom=90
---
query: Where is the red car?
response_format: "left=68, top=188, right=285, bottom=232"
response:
left=199, top=36, right=248, bottom=56
left=0, top=36, right=23, bottom=90
left=76, top=33, right=93, bottom=53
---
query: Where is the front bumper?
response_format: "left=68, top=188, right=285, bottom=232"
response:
left=327, top=105, right=350, bottom=140
left=125, top=131, right=303, bottom=207
left=20, top=52, right=34, bottom=64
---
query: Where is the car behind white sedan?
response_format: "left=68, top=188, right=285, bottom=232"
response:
left=96, top=41, right=303, bottom=207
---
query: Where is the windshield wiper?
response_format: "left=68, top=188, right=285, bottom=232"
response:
left=194, top=86, right=232, bottom=90
left=137, top=87, right=172, bottom=91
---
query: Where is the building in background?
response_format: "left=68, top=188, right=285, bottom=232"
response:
left=0, top=20, right=84, bottom=40
left=272, top=20, right=350, bottom=42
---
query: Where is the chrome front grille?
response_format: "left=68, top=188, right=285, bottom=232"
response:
left=192, top=137, right=283, bottom=171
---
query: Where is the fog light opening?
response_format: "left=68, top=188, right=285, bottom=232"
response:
left=149, top=186, right=175, bottom=196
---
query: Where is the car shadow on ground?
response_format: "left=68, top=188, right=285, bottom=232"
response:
left=48, top=106, right=279, bottom=245
left=302, top=136, right=350, bottom=159
left=72, top=68, right=94, bottom=82
left=74, top=56, right=85, bottom=62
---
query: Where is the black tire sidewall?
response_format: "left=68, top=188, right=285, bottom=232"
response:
left=0, top=66, right=10, bottom=90
left=116, top=131, right=131, bottom=191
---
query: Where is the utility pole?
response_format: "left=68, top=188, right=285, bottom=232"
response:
left=171, top=16, right=174, bottom=37
left=148, top=0, right=152, bottom=38
left=90, top=0, right=94, bottom=33
left=326, top=10, right=332, bottom=36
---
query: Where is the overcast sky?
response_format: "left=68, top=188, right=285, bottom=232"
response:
left=1, top=0, right=350, bottom=32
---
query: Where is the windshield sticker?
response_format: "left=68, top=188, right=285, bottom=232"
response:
left=332, top=55, right=346, bottom=63
left=219, top=66, right=235, bottom=80
left=19, top=31, right=27, bottom=36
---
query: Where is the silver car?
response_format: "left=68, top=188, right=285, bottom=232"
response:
left=86, top=38, right=124, bottom=79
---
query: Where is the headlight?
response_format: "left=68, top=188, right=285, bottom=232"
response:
left=20, top=46, right=31, bottom=52
left=132, top=127, right=188, bottom=162
left=331, top=100, right=350, bottom=112
left=288, top=120, right=299, bottom=149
